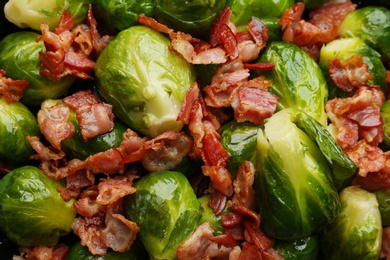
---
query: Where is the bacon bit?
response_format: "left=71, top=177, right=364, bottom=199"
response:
left=96, top=176, right=136, bottom=205
left=25, top=244, right=70, bottom=260
left=247, top=17, right=268, bottom=51
left=72, top=217, right=108, bottom=255
left=64, top=90, right=115, bottom=141
left=208, top=185, right=228, bottom=216
left=37, top=5, right=113, bottom=81
left=344, top=140, right=386, bottom=177
left=222, top=212, right=245, bottom=240
left=0, top=69, right=30, bottom=103
left=37, top=102, right=75, bottom=150
left=329, top=54, right=373, bottom=92
left=210, top=7, right=233, bottom=47
left=243, top=62, right=275, bottom=71
left=232, top=161, right=256, bottom=211
left=26, top=136, right=66, bottom=161
left=138, top=15, right=173, bottom=34
left=73, top=196, right=106, bottom=218
left=203, top=165, right=233, bottom=197
left=231, top=86, right=278, bottom=124
left=88, top=148, right=125, bottom=175
left=280, top=2, right=356, bottom=60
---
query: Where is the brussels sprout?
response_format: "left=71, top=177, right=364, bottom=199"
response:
left=257, top=41, right=328, bottom=126
left=228, top=0, right=294, bottom=40
left=66, top=239, right=148, bottom=260
left=0, top=96, right=41, bottom=165
left=319, top=37, right=387, bottom=99
left=4, top=0, right=91, bottom=31
left=0, top=31, right=75, bottom=107
left=41, top=99, right=128, bottom=160
left=125, top=171, right=202, bottom=260
left=273, top=236, right=319, bottom=260
left=0, top=166, right=76, bottom=247
left=319, top=185, right=382, bottom=260
left=381, top=100, right=390, bottom=150
left=154, top=0, right=227, bottom=37
left=374, top=188, right=390, bottom=226
left=219, top=120, right=260, bottom=178
left=255, top=109, right=341, bottom=240
left=198, top=194, right=224, bottom=236
left=95, top=26, right=196, bottom=138
left=339, top=6, right=390, bottom=61
left=92, top=0, right=154, bottom=34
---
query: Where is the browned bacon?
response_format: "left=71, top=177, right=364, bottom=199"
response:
left=0, top=69, right=29, bottom=103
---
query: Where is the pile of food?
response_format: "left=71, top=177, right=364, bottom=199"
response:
left=1, top=0, right=390, bottom=259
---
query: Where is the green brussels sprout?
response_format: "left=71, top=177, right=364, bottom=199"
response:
left=255, top=109, right=341, bottom=240
left=154, top=0, right=227, bottom=37
left=95, top=26, right=196, bottom=138
left=257, top=41, right=328, bottom=126
left=66, top=239, right=148, bottom=260
left=4, top=0, right=91, bottom=31
left=228, top=0, right=294, bottom=40
left=0, top=96, right=41, bottom=165
left=0, top=31, right=75, bottom=107
left=320, top=185, right=382, bottom=260
left=374, top=188, right=390, bottom=226
left=381, top=100, right=390, bottom=150
left=319, top=37, right=387, bottom=99
left=273, top=236, right=319, bottom=260
left=125, top=171, right=202, bottom=260
left=219, top=120, right=260, bottom=178
left=92, top=0, right=154, bottom=34
left=339, top=6, right=390, bottom=61
left=198, top=194, right=224, bottom=236
left=41, top=99, right=128, bottom=160
left=0, top=166, right=76, bottom=247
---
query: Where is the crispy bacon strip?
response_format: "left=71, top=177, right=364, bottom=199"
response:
left=329, top=54, right=373, bottom=92
left=96, top=176, right=137, bottom=205
left=0, top=69, right=29, bottom=103
left=232, top=161, right=256, bottom=211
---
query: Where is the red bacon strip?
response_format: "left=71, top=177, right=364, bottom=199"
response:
left=0, top=70, right=29, bottom=103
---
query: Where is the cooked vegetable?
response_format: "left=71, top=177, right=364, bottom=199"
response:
left=0, top=31, right=75, bottom=107
left=0, top=166, right=76, bottom=247
left=255, top=109, right=341, bottom=240
left=125, top=171, right=202, bottom=259
left=198, top=194, right=224, bottom=236
left=41, top=99, right=128, bottom=160
left=319, top=185, right=382, bottom=260
left=4, top=0, right=91, bottom=31
left=339, top=6, right=390, bottom=61
left=374, top=188, right=390, bottom=226
left=92, top=0, right=154, bottom=34
left=154, top=0, right=227, bottom=37
left=228, top=0, right=294, bottom=40
left=257, top=41, right=328, bottom=126
left=95, top=25, right=196, bottom=138
left=0, top=96, right=41, bottom=165
left=219, top=120, right=260, bottom=178
left=319, top=37, right=387, bottom=99
left=66, top=239, right=148, bottom=260
left=273, top=236, right=319, bottom=260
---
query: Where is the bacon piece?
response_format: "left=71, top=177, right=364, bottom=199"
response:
left=26, top=136, right=66, bottom=161
left=25, top=244, right=70, bottom=260
left=232, top=161, right=256, bottom=211
left=88, top=148, right=125, bottom=175
left=96, top=176, right=136, bottom=205
left=243, top=62, right=275, bottom=71
left=0, top=69, right=29, bottom=103
left=231, top=86, right=278, bottom=124
left=247, top=17, right=268, bottom=51
left=39, top=157, right=88, bottom=180
left=208, top=185, right=228, bottom=216
left=329, top=55, right=373, bottom=92
left=138, top=15, right=173, bottom=35
left=73, top=196, right=106, bottom=218
left=203, top=165, right=233, bottom=197
left=210, top=7, right=233, bottom=47
left=72, top=217, right=108, bottom=255
left=64, top=90, right=115, bottom=141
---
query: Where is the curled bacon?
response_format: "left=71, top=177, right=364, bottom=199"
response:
left=0, top=69, right=29, bottom=103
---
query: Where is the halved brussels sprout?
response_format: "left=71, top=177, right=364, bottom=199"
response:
left=0, top=31, right=75, bottom=107
left=125, top=171, right=202, bottom=259
left=320, top=185, right=382, bottom=260
left=219, top=120, right=260, bottom=178
left=95, top=25, right=196, bottom=138
left=255, top=109, right=342, bottom=240
left=228, top=0, right=294, bottom=40
left=154, top=0, right=228, bottom=37
left=41, top=99, right=128, bottom=160
left=4, top=0, right=91, bottom=31
left=257, top=41, right=328, bottom=126
left=339, top=6, right=390, bottom=61
left=92, top=0, right=154, bottom=34
left=0, top=166, right=76, bottom=247
left=273, top=236, right=319, bottom=260
left=0, top=96, right=41, bottom=165
left=319, top=37, right=387, bottom=99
